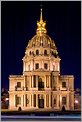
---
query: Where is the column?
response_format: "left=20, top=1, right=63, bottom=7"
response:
left=23, top=62, right=25, bottom=72
left=49, top=60, right=50, bottom=70
left=36, top=94, right=38, bottom=108
left=45, top=76, right=46, bottom=89
left=57, top=95, right=59, bottom=109
left=31, top=60, right=33, bottom=71
left=23, top=94, right=24, bottom=107
left=42, top=60, right=44, bottom=69
left=32, top=76, right=34, bottom=88
left=24, top=77, right=25, bottom=88
left=30, top=94, right=32, bottom=108
left=67, top=94, right=69, bottom=110
left=57, top=77, right=59, bottom=90
left=36, top=76, right=38, bottom=88
left=59, top=95, right=62, bottom=109
left=30, top=76, right=32, bottom=88
left=58, top=62, right=60, bottom=72
left=21, top=94, right=23, bottom=107
left=39, top=60, right=41, bottom=69
left=44, top=94, right=46, bottom=108
left=71, top=93, right=74, bottom=110
left=33, top=60, right=34, bottom=70
left=50, top=60, right=53, bottom=71
left=67, top=80, right=69, bottom=91
left=24, top=94, right=26, bottom=107
left=32, top=94, right=34, bottom=108
left=49, top=76, right=51, bottom=88
left=14, top=94, right=16, bottom=107
left=49, top=94, right=51, bottom=108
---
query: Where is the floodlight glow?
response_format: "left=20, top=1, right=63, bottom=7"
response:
left=75, top=100, right=79, bottom=104
left=5, top=98, right=9, bottom=101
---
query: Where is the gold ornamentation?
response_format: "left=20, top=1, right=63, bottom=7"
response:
left=36, top=8, right=47, bottom=34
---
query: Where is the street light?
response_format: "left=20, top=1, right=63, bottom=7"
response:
left=5, top=98, right=9, bottom=101
left=75, top=100, right=79, bottom=104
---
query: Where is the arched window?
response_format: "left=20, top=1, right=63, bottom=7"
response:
left=36, top=50, right=39, bottom=55
left=44, top=63, right=48, bottom=69
left=44, top=50, right=47, bottom=55
left=35, top=63, right=39, bottom=69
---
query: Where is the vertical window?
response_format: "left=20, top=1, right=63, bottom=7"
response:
left=44, top=63, right=48, bottom=69
left=15, top=95, right=17, bottom=107
left=29, top=51, right=31, bottom=55
left=62, top=82, right=66, bottom=88
left=36, top=50, right=39, bottom=55
left=54, top=98, right=56, bottom=104
left=54, top=98, right=56, bottom=107
left=62, top=97, right=66, bottom=105
left=17, top=82, right=21, bottom=88
left=34, top=94, right=36, bottom=107
left=25, top=94, right=27, bottom=107
left=44, top=50, right=47, bottom=55
left=16, top=96, right=21, bottom=105
left=34, top=75, right=36, bottom=87
left=35, top=63, right=39, bottom=69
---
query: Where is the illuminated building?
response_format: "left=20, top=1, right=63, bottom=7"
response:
left=9, top=8, right=74, bottom=111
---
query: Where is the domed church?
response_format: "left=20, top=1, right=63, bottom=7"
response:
left=9, top=8, right=74, bottom=111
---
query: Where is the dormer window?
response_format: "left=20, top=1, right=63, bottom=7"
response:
left=36, top=50, right=39, bottom=55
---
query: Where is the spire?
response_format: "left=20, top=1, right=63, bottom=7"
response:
left=36, top=8, right=47, bottom=35
left=40, top=8, right=43, bottom=23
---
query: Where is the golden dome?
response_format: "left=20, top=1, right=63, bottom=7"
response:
left=27, top=34, right=56, bottom=50
left=27, top=8, right=57, bottom=50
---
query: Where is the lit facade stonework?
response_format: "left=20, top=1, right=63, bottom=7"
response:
left=9, top=9, right=74, bottom=111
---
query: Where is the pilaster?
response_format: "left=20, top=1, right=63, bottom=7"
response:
left=44, top=94, right=46, bottom=108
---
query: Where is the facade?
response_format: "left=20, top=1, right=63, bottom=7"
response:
left=9, top=9, right=74, bottom=111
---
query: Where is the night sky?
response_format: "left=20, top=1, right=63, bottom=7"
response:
left=1, top=1, right=81, bottom=90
